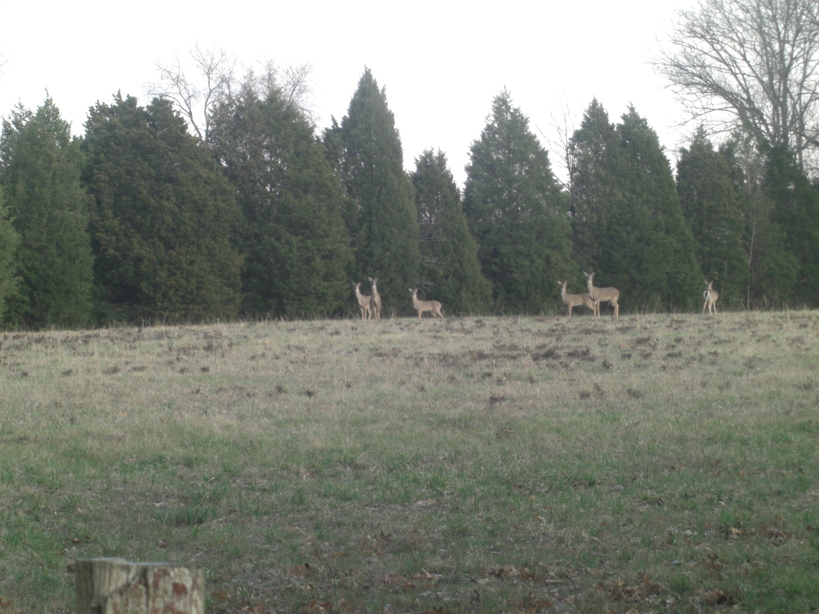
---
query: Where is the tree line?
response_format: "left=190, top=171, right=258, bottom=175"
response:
left=1, top=61, right=818, bottom=328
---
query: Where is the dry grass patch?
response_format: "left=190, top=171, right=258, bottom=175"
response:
left=1, top=312, right=818, bottom=612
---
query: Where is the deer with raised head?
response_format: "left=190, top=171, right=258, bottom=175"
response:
left=558, top=281, right=596, bottom=316
left=583, top=271, right=620, bottom=317
left=703, top=280, right=719, bottom=315
left=352, top=282, right=372, bottom=321
left=368, top=277, right=382, bottom=321
left=410, top=288, right=444, bottom=321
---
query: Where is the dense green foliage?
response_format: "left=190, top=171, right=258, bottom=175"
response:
left=83, top=95, right=242, bottom=322
left=719, top=137, right=802, bottom=308
left=617, top=109, right=702, bottom=309
left=412, top=149, right=491, bottom=314
left=762, top=145, right=819, bottom=306
left=568, top=99, right=620, bottom=275
left=0, top=187, right=19, bottom=322
left=209, top=87, right=353, bottom=317
left=571, top=103, right=701, bottom=311
left=463, top=91, right=573, bottom=312
left=677, top=128, right=747, bottom=307
left=3, top=71, right=819, bottom=326
left=324, top=69, right=421, bottom=315
left=0, top=99, right=94, bottom=328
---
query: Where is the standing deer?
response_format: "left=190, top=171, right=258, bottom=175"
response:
left=410, top=288, right=444, bottom=321
left=558, top=281, right=596, bottom=316
left=703, top=280, right=719, bottom=315
left=583, top=271, right=620, bottom=317
left=352, top=282, right=372, bottom=321
left=368, top=277, right=382, bottom=321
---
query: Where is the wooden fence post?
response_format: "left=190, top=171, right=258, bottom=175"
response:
left=76, top=558, right=204, bottom=614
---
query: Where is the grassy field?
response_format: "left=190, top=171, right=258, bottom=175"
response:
left=0, top=310, right=818, bottom=613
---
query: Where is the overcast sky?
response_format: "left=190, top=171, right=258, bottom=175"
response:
left=0, top=0, right=698, bottom=187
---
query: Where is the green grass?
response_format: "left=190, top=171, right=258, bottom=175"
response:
left=1, top=312, right=818, bottom=612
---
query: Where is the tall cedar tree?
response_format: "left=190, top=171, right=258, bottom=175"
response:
left=463, top=90, right=573, bottom=313
left=569, top=99, right=622, bottom=274
left=412, top=149, right=491, bottom=314
left=676, top=128, right=747, bottom=306
left=83, top=95, right=242, bottom=322
left=719, top=137, right=799, bottom=306
left=0, top=99, right=94, bottom=328
left=324, top=69, right=420, bottom=314
left=208, top=87, right=353, bottom=317
left=0, top=187, right=19, bottom=322
left=763, top=145, right=819, bottom=305
left=571, top=103, right=700, bottom=311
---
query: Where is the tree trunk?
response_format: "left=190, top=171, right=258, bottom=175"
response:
left=76, top=558, right=204, bottom=614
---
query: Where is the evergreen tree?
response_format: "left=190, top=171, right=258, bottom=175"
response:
left=719, top=136, right=799, bottom=307
left=570, top=103, right=701, bottom=311
left=323, top=69, right=420, bottom=314
left=412, top=149, right=491, bottom=314
left=568, top=99, right=622, bottom=273
left=676, top=127, right=747, bottom=307
left=209, top=86, right=353, bottom=317
left=763, top=145, right=819, bottom=305
left=83, top=95, right=242, bottom=322
left=463, top=90, right=573, bottom=312
left=0, top=99, right=94, bottom=328
left=0, top=187, right=19, bottom=322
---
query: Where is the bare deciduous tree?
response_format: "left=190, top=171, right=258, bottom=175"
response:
left=147, top=44, right=315, bottom=141
left=654, top=0, right=819, bottom=172
left=537, top=94, right=580, bottom=192
left=721, top=131, right=775, bottom=305
left=147, top=45, right=235, bottom=141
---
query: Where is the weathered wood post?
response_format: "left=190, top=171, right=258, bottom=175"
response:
left=76, top=558, right=204, bottom=614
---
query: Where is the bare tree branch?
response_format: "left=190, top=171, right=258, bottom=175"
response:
left=654, top=0, right=819, bottom=172
left=239, top=59, right=317, bottom=123
left=146, top=45, right=315, bottom=140
left=537, top=94, right=580, bottom=192
left=147, top=44, right=235, bottom=141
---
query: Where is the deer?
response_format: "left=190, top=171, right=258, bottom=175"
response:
left=368, top=277, right=382, bottom=321
left=703, top=280, right=719, bottom=315
left=583, top=271, right=620, bottom=317
left=352, top=282, right=372, bottom=321
left=409, top=288, right=444, bottom=321
left=558, top=281, right=596, bottom=316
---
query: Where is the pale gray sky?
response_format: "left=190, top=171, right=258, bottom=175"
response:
left=0, top=0, right=698, bottom=187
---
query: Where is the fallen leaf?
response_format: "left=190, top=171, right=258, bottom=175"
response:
left=701, top=589, right=736, bottom=605
left=767, top=528, right=788, bottom=544
left=497, top=564, right=519, bottom=578
left=412, top=570, right=444, bottom=582
left=290, top=563, right=311, bottom=576
left=210, top=590, right=230, bottom=603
